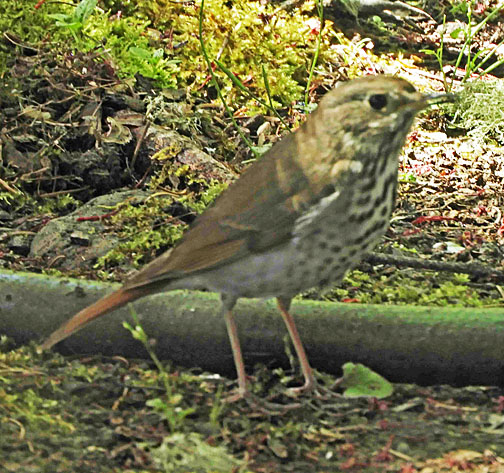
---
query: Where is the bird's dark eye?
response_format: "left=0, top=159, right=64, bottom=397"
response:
left=369, top=94, right=387, bottom=110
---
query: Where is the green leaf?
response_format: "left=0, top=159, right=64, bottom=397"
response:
left=146, top=398, right=167, bottom=410
left=250, top=143, right=273, bottom=156
left=74, top=0, right=98, bottom=24
left=450, top=28, right=464, bottom=39
left=129, top=46, right=152, bottom=60
left=47, top=13, right=72, bottom=24
left=340, top=362, right=393, bottom=399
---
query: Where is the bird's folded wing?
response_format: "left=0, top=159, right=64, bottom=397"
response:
left=125, top=119, right=350, bottom=289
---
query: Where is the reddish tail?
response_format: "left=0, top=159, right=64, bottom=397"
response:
left=41, top=286, right=148, bottom=350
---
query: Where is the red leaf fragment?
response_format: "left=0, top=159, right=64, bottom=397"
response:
left=402, top=228, right=422, bottom=237
left=497, top=218, right=504, bottom=237
left=374, top=435, right=394, bottom=462
left=411, top=215, right=456, bottom=225
left=494, top=395, right=504, bottom=413
left=398, top=463, right=417, bottom=473
left=473, top=205, right=488, bottom=216
left=76, top=209, right=120, bottom=222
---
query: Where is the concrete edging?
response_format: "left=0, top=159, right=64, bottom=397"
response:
left=1, top=269, right=503, bottom=386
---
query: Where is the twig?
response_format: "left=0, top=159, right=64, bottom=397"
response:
left=37, top=187, right=89, bottom=198
left=364, top=253, right=504, bottom=282
left=0, top=178, right=18, bottom=194
left=129, top=120, right=150, bottom=171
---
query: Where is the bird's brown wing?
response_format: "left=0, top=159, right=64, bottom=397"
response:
left=125, top=124, right=336, bottom=289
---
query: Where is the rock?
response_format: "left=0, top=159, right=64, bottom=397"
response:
left=30, top=190, right=150, bottom=271
left=70, top=231, right=92, bottom=247
left=28, top=128, right=234, bottom=272
left=8, top=235, right=31, bottom=256
left=142, top=126, right=234, bottom=182
left=0, top=211, right=13, bottom=221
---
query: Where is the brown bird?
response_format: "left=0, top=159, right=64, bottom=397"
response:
left=42, top=76, right=450, bottom=401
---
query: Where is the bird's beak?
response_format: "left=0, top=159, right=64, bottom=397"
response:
left=423, top=92, right=456, bottom=105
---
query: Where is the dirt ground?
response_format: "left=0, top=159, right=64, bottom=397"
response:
left=2, top=343, right=504, bottom=473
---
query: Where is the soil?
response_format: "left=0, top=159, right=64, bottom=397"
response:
left=3, top=343, right=504, bottom=472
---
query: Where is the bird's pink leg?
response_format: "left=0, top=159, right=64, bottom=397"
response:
left=277, top=297, right=315, bottom=394
left=223, top=308, right=249, bottom=401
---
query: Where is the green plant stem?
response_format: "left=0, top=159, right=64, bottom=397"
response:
left=305, top=0, right=324, bottom=108
left=124, top=309, right=197, bottom=432
left=439, top=15, right=447, bottom=92
left=198, top=0, right=259, bottom=159
left=214, top=59, right=290, bottom=132
left=261, top=64, right=275, bottom=111
left=425, top=3, right=504, bottom=92
left=453, top=3, right=503, bottom=88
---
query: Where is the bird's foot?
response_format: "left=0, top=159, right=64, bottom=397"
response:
left=313, top=382, right=343, bottom=400
left=286, top=382, right=341, bottom=401
left=222, top=387, right=248, bottom=404
left=283, top=373, right=343, bottom=401
left=224, top=388, right=302, bottom=414
left=285, top=378, right=316, bottom=397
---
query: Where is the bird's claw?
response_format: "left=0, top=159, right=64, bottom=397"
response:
left=224, top=388, right=302, bottom=414
left=280, top=372, right=343, bottom=401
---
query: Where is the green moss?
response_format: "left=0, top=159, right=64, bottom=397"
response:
left=0, top=0, right=63, bottom=49
left=101, top=0, right=349, bottom=109
left=0, top=345, right=76, bottom=434
left=0, top=191, right=31, bottom=213
left=149, top=432, right=248, bottom=473
left=1, top=0, right=390, bottom=117
left=94, top=196, right=186, bottom=268
left=83, top=13, right=181, bottom=87
left=36, top=194, right=79, bottom=215
left=307, top=270, right=498, bottom=308
left=453, top=80, right=504, bottom=143
left=185, top=0, right=339, bottom=106
left=1, top=0, right=340, bottom=102
left=95, top=168, right=228, bottom=270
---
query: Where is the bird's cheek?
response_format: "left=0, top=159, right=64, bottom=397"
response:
left=330, top=159, right=363, bottom=179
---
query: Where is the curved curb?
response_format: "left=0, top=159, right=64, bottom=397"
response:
left=1, top=269, right=503, bottom=386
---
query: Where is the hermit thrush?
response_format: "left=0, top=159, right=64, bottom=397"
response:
left=42, top=76, right=450, bottom=400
